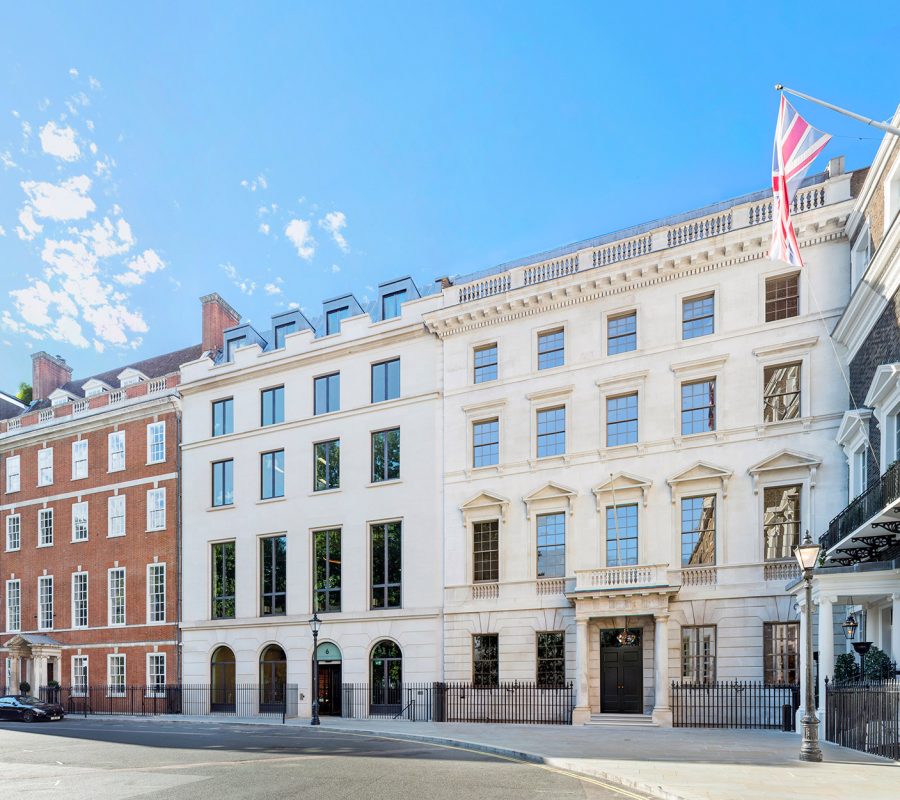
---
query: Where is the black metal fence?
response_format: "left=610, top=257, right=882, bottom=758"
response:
left=825, top=678, right=900, bottom=760
left=38, top=684, right=300, bottom=722
left=340, top=682, right=574, bottom=725
left=672, top=681, right=799, bottom=730
left=820, top=459, right=900, bottom=552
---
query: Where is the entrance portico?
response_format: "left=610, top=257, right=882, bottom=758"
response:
left=3, top=634, right=64, bottom=692
left=569, top=564, right=678, bottom=725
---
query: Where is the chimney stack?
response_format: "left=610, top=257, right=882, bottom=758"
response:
left=31, top=352, right=73, bottom=402
left=200, top=293, right=241, bottom=354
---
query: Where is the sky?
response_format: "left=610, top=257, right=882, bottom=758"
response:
left=0, top=1, right=897, bottom=387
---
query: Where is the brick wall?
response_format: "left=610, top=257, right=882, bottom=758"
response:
left=1, top=407, right=180, bottom=687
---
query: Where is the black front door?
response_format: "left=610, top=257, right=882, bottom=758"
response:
left=600, top=628, right=643, bottom=714
left=317, top=664, right=342, bottom=716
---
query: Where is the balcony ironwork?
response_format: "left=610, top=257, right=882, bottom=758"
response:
left=821, top=460, right=900, bottom=556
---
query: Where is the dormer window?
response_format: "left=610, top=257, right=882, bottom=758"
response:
left=51, top=395, right=68, bottom=407
left=83, top=378, right=112, bottom=398
left=225, top=336, right=246, bottom=362
left=48, top=389, right=75, bottom=407
left=381, top=290, right=405, bottom=320
left=116, top=369, right=148, bottom=388
left=274, top=322, right=296, bottom=349
left=86, top=386, right=105, bottom=398
left=326, top=306, right=349, bottom=335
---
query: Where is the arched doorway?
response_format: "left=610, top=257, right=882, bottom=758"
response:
left=315, top=642, right=342, bottom=716
left=210, top=646, right=236, bottom=713
left=259, top=644, right=287, bottom=711
left=370, top=640, right=402, bottom=715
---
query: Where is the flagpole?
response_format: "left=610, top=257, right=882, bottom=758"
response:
left=774, top=85, right=900, bottom=138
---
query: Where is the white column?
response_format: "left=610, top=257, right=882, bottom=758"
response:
left=891, top=594, right=900, bottom=664
left=572, top=618, right=590, bottom=724
left=9, top=655, right=20, bottom=693
left=653, top=613, right=672, bottom=726
left=817, top=595, right=835, bottom=723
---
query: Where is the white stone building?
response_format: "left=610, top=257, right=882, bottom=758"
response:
left=424, top=158, right=860, bottom=724
left=179, top=284, right=444, bottom=715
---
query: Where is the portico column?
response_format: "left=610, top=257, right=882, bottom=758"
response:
left=653, top=613, right=672, bottom=726
left=817, top=595, right=835, bottom=726
left=9, top=655, right=20, bottom=693
left=891, top=594, right=900, bottom=665
left=572, top=618, right=591, bottom=724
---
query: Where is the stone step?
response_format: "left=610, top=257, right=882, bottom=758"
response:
left=585, top=713, right=658, bottom=727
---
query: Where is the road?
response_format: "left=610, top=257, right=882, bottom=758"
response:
left=0, top=718, right=652, bottom=800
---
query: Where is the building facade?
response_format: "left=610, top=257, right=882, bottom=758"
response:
left=426, top=158, right=860, bottom=723
left=178, top=282, right=445, bottom=715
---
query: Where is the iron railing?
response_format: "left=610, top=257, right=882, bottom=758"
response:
left=340, top=682, right=575, bottom=725
left=38, top=684, right=299, bottom=722
left=672, top=681, right=799, bottom=730
left=820, top=460, right=900, bottom=553
left=825, top=678, right=900, bottom=760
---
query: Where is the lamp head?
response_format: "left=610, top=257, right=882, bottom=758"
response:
left=841, top=613, right=858, bottom=641
left=793, top=530, right=821, bottom=572
left=308, top=612, right=322, bottom=635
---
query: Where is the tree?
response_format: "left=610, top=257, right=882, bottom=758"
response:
left=16, top=382, right=32, bottom=404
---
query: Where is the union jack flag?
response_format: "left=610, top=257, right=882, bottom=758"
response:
left=770, top=95, right=831, bottom=266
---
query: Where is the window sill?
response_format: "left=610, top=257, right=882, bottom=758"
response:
left=70, top=538, right=88, bottom=544
left=207, top=504, right=235, bottom=512
left=532, top=454, right=567, bottom=466
left=310, top=487, right=341, bottom=497
left=4, top=548, right=20, bottom=554
left=107, top=467, right=126, bottom=474
left=36, top=543, right=54, bottom=548
left=146, top=461, right=167, bottom=467
left=146, top=527, right=166, bottom=533
left=257, top=496, right=286, bottom=505
left=71, top=475, right=87, bottom=481
left=107, top=532, right=126, bottom=539
left=367, top=478, right=402, bottom=488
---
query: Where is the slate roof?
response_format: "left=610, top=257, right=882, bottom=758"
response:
left=0, top=391, right=26, bottom=420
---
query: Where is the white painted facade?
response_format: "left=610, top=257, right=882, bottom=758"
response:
left=179, top=292, right=445, bottom=710
left=425, top=163, right=858, bottom=724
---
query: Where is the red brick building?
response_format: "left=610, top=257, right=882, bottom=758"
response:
left=0, top=293, right=238, bottom=694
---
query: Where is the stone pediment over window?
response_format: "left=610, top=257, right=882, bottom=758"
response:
left=835, top=408, right=873, bottom=449
left=865, top=363, right=900, bottom=410
left=48, top=388, right=78, bottom=406
left=117, top=367, right=149, bottom=387
left=592, top=472, right=652, bottom=509
left=523, top=481, right=578, bottom=519
left=666, top=461, right=733, bottom=504
left=459, top=491, right=510, bottom=523
left=748, top=449, right=821, bottom=494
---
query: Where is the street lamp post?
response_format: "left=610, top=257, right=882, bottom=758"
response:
left=309, top=612, right=322, bottom=726
left=794, top=531, right=822, bottom=763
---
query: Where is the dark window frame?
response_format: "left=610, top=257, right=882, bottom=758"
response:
left=370, top=521, right=401, bottom=610
left=212, top=398, right=234, bottom=437
left=314, top=439, right=340, bottom=491
left=211, top=541, right=236, bottom=619
left=681, top=625, right=716, bottom=684
left=474, top=344, right=498, bottom=383
left=371, top=358, right=401, bottom=403
left=472, top=634, right=499, bottom=688
left=763, top=362, right=801, bottom=423
left=260, top=386, right=285, bottom=427
left=313, top=528, right=341, bottom=613
left=274, top=322, right=296, bottom=349
left=211, top=459, right=234, bottom=507
left=260, top=535, right=287, bottom=617
left=381, top=289, right=406, bottom=320
left=536, top=631, right=566, bottom=687
left=314, top=372, right=340, bottom=415
left=681, top=379, right=716, bottom=435
left=326, top=306, right=350, bottom=335
left=680, top=495, right=716, bottom=567
left=473, top=418, right=499, bottom=468
left=763, top=621, right=799, bottom=685
left=371, top=428, right=401, bottom=482
left=473, top=520, right=499, bottom=583
left=536, top=512, right=565, bottom=578
left=765, top=273, right=800, bottom=322
left=260, top=449, right=285, bottom=500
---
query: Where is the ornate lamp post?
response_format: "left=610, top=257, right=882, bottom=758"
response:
left=309, top=612, right=322, bottom=726
left=840, top=613, right=858, bottom=642
left=794, top=531, right=822, bottom=762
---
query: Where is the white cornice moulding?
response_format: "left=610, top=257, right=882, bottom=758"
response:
left=669, top=354, right=729, bottom=375
left=752, top=336, right=819, bottom=358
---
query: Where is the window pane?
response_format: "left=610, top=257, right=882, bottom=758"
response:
left=473, top=419, right=499, bottom=467
left=763, top=363, right=800, bottom=422
left=274, top=322, right=296, bottom=349
left=606, top=504, right=638, bottom=566
left=608, top=313, right=636, bottom=355
left=371, top=522, right=401, bottom=609
left=474, top=344, right=498, bottom=383
left=681, top=625, right=716, bottom=684
left=473, top=634, right=499, bottom=687
left=260, top=535, right=287, bottom=616
left=382, top=290, right=405, bottom=319
left=763, top=485, right=800, bottom=561
left=372, top=429, right=400, bottom=482
left=606, top=393, right=638, bottom=446
left=262, top=450, right=285, bottom=499
left=536, top=632, right=565, bottom=687
left=681, top=380, right=716, bottom=435
left=314, top=440, right=340, bottom=490
left=537, top=407, right=565, bottom=457
left=212, top=541, right=236, bottom=619
left=680, top=496, right=716, bottom=566
left=536, top=513, right=565, bottom=578
left=473, top=520, right=499, bottom=582
left=537, top=329, right=564, bottom=370
left=213, top=399, right=233, bottom=436
left=682, top=294, right=714, bottom=339
left=765, top=274, right=799, bottom=322
left=326, top=306, right=349, bottom=335
left=261, top=387, right=285, bottom=426
left=315, top=373, right=340, bottom=415
left=314, top=529, right=341, bottom=612
left=764, top=622, right=799, bottom=685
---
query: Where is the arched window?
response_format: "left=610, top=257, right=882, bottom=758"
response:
left=210, top=646, right=236, bottom=712
left=259, top=644, right=287, bottom=710
left=370, top=640, right=402, bottom=713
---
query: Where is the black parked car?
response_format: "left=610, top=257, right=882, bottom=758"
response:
left=0, top=695, right=65, bottom=722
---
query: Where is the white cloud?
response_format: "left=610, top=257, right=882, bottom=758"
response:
left=240, top=173, right=268, bottom=192
left=80, top=217, right=134, bottom=257
left=319, top=211, right=349, bottom=253
left=0, top=225, right=5, bottom=237
left=1, top=150, right=16, bottom=169
left=16, top=206, right=43, bottom=240
left=86, top=119, right=94, bottom=131
left=331, top=264, right=341, bottom=273
left=21, top=175, right=95, bottom=220
left=258, top=222, right=270, bottom=236
left=39, top=121, right=81, bottom=161
left=114, top=249, right=164, bottom=286
left=221, top=262, right=256, bottom=295
left=69, top=67, right=79, bottom=78
left=285, top=218, right=315, bottom=260
left=88, top=76, right=101, bottom=90
left=264, top=282, right=282, bottom=296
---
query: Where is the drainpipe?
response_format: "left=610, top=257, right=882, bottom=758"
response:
left=173, top=399, right=184, bottom=686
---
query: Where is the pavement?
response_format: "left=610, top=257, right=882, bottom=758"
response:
left=78, top=713, right=899, bottom=800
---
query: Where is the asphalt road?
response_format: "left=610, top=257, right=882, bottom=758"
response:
left=0, top=718, right=652, bottom=800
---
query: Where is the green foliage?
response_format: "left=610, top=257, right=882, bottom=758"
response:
left=833, top=646, right=896, bottom=682
left=16, top=382, right=32, bottom=404
left=46, top=680, right=60, bottom=689
left=833, top=652, right=859, bottom=681
left=18, top=681, right=31, bottom=694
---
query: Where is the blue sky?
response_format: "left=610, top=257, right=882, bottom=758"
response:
left=1, top=1, right=897, bottom=386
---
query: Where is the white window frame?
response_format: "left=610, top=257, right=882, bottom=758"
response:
left=147, top=563, right=166, bottom=624
left=147, top=488, right=166, bottom=531
left=147, top=421, right=166, bottom=464
left=37, top=447, right=54, bottom=486
left=71, top=571, right=89, bottom=629
left=38, top=575, right=53, bottom=631
left=5, top=513, right=21, bottom=552
left=527, top=387, right=574, bottom=465
left=72, top=501, right=89, bottom=542
left=108, top=567, right=126, bottom=627
left=5, top=455, right=20, bottom=493
left=5, top=579, right=20, bottom=633
left=108, top=494, right=126, bottom=538
left=72, top=439, right=88, bottom=480
left=71, top=655, right=88, bottom=696
left=146, top=653, right=166, bottom=697
left=38, top=507, right=54, bottom=547
left=106, top=654, right=126, bottom=697
left=108, top=431, right=126, bottom=472
left=850, top=222, right=871, bottom=288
